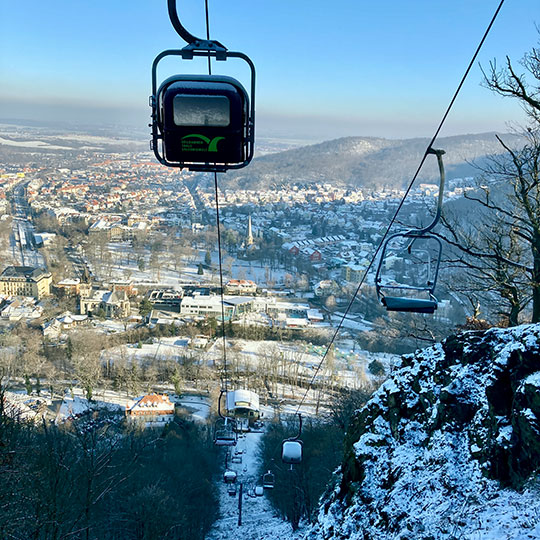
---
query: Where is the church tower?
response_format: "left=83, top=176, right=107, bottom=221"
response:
left=246, top=215, right=254, bottom=247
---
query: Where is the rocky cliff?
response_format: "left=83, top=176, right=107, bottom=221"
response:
left=307, top=324, right=540, bottom=540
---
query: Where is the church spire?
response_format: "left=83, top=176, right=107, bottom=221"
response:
left=246, top=215, right=254, bottom=246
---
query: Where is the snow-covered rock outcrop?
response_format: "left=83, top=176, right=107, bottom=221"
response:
left=307, top=324, right=540, bottom=540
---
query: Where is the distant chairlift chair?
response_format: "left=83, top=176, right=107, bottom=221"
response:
left=262, top=470, right=275, bottom=489
left=281, top=414, right=303, bottom=468
left=214, top=415, right=237, bottom=447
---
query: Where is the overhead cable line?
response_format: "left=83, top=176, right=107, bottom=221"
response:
left=293, top=0, right=507, bottom=415
left=204, top=0, right=229, bottom=392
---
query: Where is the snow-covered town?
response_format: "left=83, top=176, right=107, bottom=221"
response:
left=1, top=1, right=540, bottom=536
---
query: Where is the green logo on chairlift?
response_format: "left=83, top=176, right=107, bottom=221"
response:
left=181, top=134, right=225, bottom=153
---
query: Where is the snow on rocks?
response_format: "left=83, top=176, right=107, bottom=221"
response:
left=305, top=323, right=540, bottom=540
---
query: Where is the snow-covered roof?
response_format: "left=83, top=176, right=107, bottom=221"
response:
left=126, top=393, right=175, bottom=414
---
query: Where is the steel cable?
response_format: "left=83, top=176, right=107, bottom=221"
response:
left=293, top=0, right=507, bottom=415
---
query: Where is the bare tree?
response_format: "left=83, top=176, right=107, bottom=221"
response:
left=439, top=37, right=540, bottom=325
left=70, top=330, right=103, bottom=401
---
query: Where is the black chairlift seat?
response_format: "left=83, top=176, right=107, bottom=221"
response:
left=382, top=296, right=438, bottom=314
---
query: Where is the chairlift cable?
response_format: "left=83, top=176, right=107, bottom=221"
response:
left=203, top=0, right=229, bottom=391
left=204, top=0, right=212, bottom=75
left=293, top=0, right=507, bottom=416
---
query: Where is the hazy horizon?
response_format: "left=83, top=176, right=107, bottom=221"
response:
left=0, top=101, right=524, bottom=146
left=1, top=1, right=537, bottom=144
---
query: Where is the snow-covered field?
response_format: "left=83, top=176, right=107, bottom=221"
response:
left=99, top=336, right=398, bottom=416
left=96, top=242, right=291, bottom=289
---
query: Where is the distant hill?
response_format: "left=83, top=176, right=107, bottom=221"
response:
left=224, top=132, right=525, bottom=190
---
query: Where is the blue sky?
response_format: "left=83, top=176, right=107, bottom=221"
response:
left=0, top=0, right=538, bottom=141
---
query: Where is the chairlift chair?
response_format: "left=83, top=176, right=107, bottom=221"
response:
left=376, top=235, right=443, bottom=314
left=213, top=390, right=238, bottom=446
left=375, top=148, right=446, bottom=314
left=281, top=413, right=303, bottom=466
left=228, top=483, right=237, bottom=497
left=223, top=470, right=237, bottom=484
left=262, top=470, right=275, bottom=489
left=213, top=417, right=237, bottom=447
left=150, top=0, right=255, bottom=172
left=282, top=440, right=303, bottom=465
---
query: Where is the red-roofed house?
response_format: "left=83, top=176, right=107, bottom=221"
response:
left=125, top=394, right=175, bottom=428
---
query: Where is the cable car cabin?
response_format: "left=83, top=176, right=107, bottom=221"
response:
left=156, top=75, right=250, bottom=169
left=262, top=471, right=275, bottom=489
left=282, top=440, right=303, bottom=465
left=254, top=486, right=264, bottom=497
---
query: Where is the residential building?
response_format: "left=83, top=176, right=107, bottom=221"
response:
left=56, top=278, right=81, bottom=296
left=0, top=266, right=52, bottom=299
left=125, top=394, right=175, bottom=428
left=225, top=279, right=257, bottom=295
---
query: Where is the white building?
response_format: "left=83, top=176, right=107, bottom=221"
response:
left=226, top=389, right=260, bottom=429
left=180, top=295, right=254, bottom=320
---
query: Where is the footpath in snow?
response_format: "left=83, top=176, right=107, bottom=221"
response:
left=206, top=430, right=302, bottom=540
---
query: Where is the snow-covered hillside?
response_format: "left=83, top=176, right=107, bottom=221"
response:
left=306, top=324, right=540, bottom=540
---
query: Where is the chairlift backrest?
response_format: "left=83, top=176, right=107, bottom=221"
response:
left=223, top=470, right=237, bottom=483
left=155, top=74, right=251, bottom=169
left=151, top=51, right=255, bottom=172
left=282, top=440, right=303, bottom=465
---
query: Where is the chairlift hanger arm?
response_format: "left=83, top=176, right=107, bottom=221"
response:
left=218, top=389, right=226, bottom=419
left=287, top=413, right=302, bottom=442
left=167, top=0, right=226, bottom=51
left=409, top=148, right=446, bottom=236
